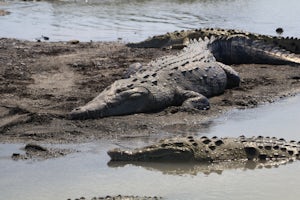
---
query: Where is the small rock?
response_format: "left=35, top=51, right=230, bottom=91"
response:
left=11, top=153, right=20, bottom=160
left=0, top=9, right=10, bottom=16
left=25, top=143, right=48, bottom=152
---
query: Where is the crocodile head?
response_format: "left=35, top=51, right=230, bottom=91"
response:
left=69, top=80, right=154, bottom=119
left=108, top=139, right=195, bottom=162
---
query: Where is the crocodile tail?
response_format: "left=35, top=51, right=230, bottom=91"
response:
left=264, top=36, right=300, bottom=54
left=209, top=35, right=300, bottom=65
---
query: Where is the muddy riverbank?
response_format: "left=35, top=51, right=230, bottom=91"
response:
left=1, top=38, right=300, bottom=144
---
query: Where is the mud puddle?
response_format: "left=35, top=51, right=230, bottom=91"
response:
left=1, top=95, right=300, bottom=200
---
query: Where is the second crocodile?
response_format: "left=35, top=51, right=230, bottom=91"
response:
left=127, top=28, right=300, bottom=54
left=108, top=136, right=300, bottom=163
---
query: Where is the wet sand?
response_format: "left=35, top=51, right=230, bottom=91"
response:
left=1, top=38, right=300, bottom=144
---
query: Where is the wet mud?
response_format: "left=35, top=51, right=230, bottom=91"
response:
left=1, top=38, right=300, bottom=145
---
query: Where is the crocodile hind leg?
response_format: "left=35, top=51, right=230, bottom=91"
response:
left=177, top=90, right=210, bottom=110
left=217, top=62, right=240, bottom=88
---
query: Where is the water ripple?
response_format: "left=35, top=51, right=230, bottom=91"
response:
left=0, top=0, right=299, bottom=41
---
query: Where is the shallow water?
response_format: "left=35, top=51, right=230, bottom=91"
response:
left=201, top=95, right=300, bottom=140
left=1, top=0, right=300, bottom=41
left=1, top=95, right=300, bottom=200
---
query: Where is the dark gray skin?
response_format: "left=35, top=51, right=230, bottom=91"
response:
left=69, top=35, right=300, bottom=119
left=108, top=136, right=300, bottom=163
left=69, top=37, right=239, bottom=119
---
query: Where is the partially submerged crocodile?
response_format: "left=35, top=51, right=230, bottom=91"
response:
left=127, top=28, right=300, bottom=54
left=69, top=34, right=300, bottom=119
left=108, top=136, right=300, bottom=163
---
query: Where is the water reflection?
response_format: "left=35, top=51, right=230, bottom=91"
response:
left=108, top=159, right=295, bottom=176
left=161, top=121, right=214, bottom=135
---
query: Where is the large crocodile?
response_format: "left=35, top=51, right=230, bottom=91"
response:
left=69, top=35, right=300, bottom=119
left=108, top=136, right=300, bottom=163
left=127, top=28, right=300, bottom=54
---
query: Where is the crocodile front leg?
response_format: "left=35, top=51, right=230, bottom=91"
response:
left=177, top=89, right=210, bottom=110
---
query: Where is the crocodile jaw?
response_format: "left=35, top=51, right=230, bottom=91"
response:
left=69, top=103, right=107, bottom=119
left=69, top=85, right=153, bottom=119
left=108, top=147, right=195, bottom=162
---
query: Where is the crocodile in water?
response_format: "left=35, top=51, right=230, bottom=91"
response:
left=108, top=136, right=300, bottom=163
